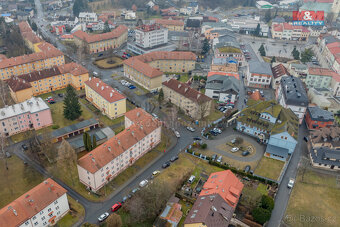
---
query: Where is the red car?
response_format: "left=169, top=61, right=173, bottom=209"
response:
left=111, top=203, right=122, bottom=212
left=123, top=52, right=127, bottom=55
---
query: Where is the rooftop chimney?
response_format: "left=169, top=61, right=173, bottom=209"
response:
left=110, top=93, right=113, bottom=97
left=101, top=86, right=104, bottom=90
left=96, top=83, right=99, bottom=87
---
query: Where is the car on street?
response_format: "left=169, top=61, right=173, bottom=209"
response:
left=128, top=85, right=136, bottom=89
left=22, top=144, right=28, bottom=150
left=98, top=53, right=103, bottom=57
left=242, top=151, right=250, bottom=156
left=211, top=154, right=217, bottom=162
left=193, top=137, right=202, bottom=141
left=186, top=126, right=195, bottom=132
left=131, top=188, right=140, bottom=194
left=216, top=156, right=222, bottom=163
left=58, top=93, right=63, bottom=97
left=111, top=203, right=122, bottom=212
left=303, top=136, right=309, bottom=142
left=209, top=130, right=218, bottom=136
left=139, top=179, right=148, bottom=188
left=97, top=212, right=109, bottom=222
left=213, top=128, right=222, bottom=134
left=231, top=147, right=239, bottom=152
left=122, top=196, right=128, bottom=203
left=288, top=178, right=295, bottom=189
left=170, top=156, right=178, bottom=162
left=162, top=161, right=171, bottom=168
left=244, top=165, right=251, bottom=173
left=152, top=170, right=160, bottom=176
left=174, top=131, right=180, bottom=138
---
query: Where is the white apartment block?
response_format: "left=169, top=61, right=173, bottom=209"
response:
left=77, top=108, right=162, bottom=192
left=0, top=179, right=69, bottom=227
left=78, top=12, right=98, bottom=23
left=135, top=24, right=168, bottom=49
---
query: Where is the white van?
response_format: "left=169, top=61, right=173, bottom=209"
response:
left=139, top=179, right=148, bottom=188
left=188, top=175, right=196, bottom=184
left=93, top=72, right=98, bottom=76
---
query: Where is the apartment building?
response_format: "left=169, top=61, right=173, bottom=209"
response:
left=272, top=23, right=310, bottom=41
left=184, top=170, right=244, bottom=227
left=305, top=67, right=338, bottom=89
left=73, top=25, right=128, bottom=53
left=154, top=18, right=184, bottom=31
left=162, top=79, right=212, bottom=119
left=85, top=77, right=126, bottom=119
left=123, top=51, right=196, bottom=91
left=78, top=12, right=98, bottom=23
left=0, top=42, right=65, bottom=80
left=305, top=106, right=334, bottom=130
left=271, top=63, right=290, bottom=89
left=18, top=21, right=43, bottom=52
left=214, top=43, right=244, bottom=63
left=276, top=76, right=308, bottom=124
left=77, top=108, right=162, bottom=192
left=246, top=61, right=273, bottom=88
left=0, top=178, right=69, bottom=227
left=135, top=24, right=168, bottom=48
left=7, top=63, right=89, bottom=103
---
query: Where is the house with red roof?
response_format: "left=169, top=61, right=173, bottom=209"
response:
left=272, top=23, right=310, bottom=41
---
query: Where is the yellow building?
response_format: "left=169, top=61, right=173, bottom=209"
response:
left=162, top=79, right=213, bottom=120
left=7, top=62, right=89, bottom=103
left=85, top=77, right=126, bottom=119
left=123, top=51, right=196, bottom=91
left=73, top=25, right=128, bottom=54
left=154, top=19, right=184, bottom=31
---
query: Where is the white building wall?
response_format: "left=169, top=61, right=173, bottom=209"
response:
left=135, top=27, right=168, bottom=48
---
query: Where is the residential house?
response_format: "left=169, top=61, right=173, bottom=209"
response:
left=162, top=79, right=212, bottom=119
left=288, top=63, right=308, bottom=79
left=309, top=126, right=340, bottom=149
left=331, top=72, right=340, bottom=96
left=153, top=196, right=182, bottom=227
left=184, top=170, right=244, bottom=227
left=85, top=77, right=126, bottom=119
left=272, top=23, right=310, bottom=41
left=78, top=12, right=97, bottom=23
left=0, top=97, right=52, bottom=137
left=77, top=108, right=162, bottom=192
left=271, top=63, right=290, bottom=89
left=237, top=100, right=299, bottom=161
left=205, top=74, right=240, bottom=106
left=305, top=106, right=334, bottom=130
left=214, top=43, right=244, bottom=63
left=305, top=67, right=337, bottom=89
left=123, top=51, right=196, bottom=91
left=154, top=18, right=184, bottom=31
left=309, top=147, right=340, bottom=170
left=276, top=76, right=308, bottom=124
left=73, top=25, right=128, bottom=53
left=210, top=57, right=238, bottom=73
left=246, top=62, right=273, bottom=88
left=0, top=178, right=69, bottom=227
left=135, top=24, right=168, bottom=48
left=7, top=62, right=89, bottom=103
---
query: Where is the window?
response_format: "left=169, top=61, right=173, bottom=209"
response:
left=40, top=211, right=44, bottom=215
left=41, top=216, right=45, bottom=221
left=48, top=208, right=52, bottom=212
left=33, top=216, right=36, bottom=220
left=56, top=206, right=59, bottom=210
left=34, top=222, right=38, bottom=226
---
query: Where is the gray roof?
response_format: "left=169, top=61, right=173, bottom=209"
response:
left=290, top=63, right=307, bottom=71
left=202, top=22, right=228, bottom=28
left=266, top=144, right=289, bottom=159
left=206, top=74, right=240, bottom=93
left=168, top=31, right=189, bottom=38
left=272, top=17, right=285, bottom=23
left=218, top=33, right=238, bottom=44
left=280, top=76, right=308, bottom=107
left=324, top=35, right=339, bottom=45
left=68, top=129, right=107, bottom=150
left=212, top=57, right=238, bottom=65
left=249, top=61, right=273, bottom=76
left=51, top=118, right=98, bottom=138
left=307, top=106, right=334, bottom=121
left=310, top=147, right=340, bottom=167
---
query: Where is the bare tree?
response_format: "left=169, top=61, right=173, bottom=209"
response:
left=39, top=133, right=58, bottom=163
left=57, top=139, right=77, bottom=186
left=198, top=99, right=212, bottom=120
left=0, top=135, right=13, bottom=195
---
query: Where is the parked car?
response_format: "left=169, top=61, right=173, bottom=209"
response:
left=242, top=151, right=250, bottom=156
left=209, top=130, right=218, bottom=136
left=211, top=154, right=217, bottom=162
left=48, top=99, right=55, bottom=104
left=122, top=196, right=128, bottom=203
left=162, top=161, right=171, bottom=168
left=152, top=170, right=160, bottom=176
left=231, top=139, right=236, bottom=144
left=174, top=131, right=180, bottom=138
left=58, top=93, right=63, bottom=97
left=244, top=165, right=251, bottom=173
left=152, top=113, right=158, bottom=119
left=98, top=53, right=103, bottom=57
left=170, top=156, right=178, bottom=162
left=288, top=178, right=295, bottom=189
left=139, top=180, right=149, bottom=188
left=231, top=147, right=239, bottom=152
left=216, top=156, right=222, bottom=163
left=21, top=144, right=28, bottom=150
left=128, top=85, right=136, bottom=89
left=97, top=212, right=109, bottom=222
left=111, top=203, right=122, bottom=212
left=5, top=152, right=11, bottom=158
left=131, top=188, right=140, bottom=194
left=93, top=72, right=98, bottom=76
left=188, top=175, right=196, bottom=184
left=186, top=126, right=195, bottom=132
left=193, top=137, right=202, bottom=141
left=213, top=128, right=222, bottom=134
left=303, top=136, right=309, bottom=142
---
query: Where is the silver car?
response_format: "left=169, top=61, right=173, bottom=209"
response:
left=98, top=212, right=109, bottom=222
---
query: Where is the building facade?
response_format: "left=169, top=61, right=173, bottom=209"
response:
left=73, top=25, right=128, bottom=53
left=77, top=108, right=162, bottom=192
left=0, top=178, right=69, bottom=227
left=210, top=57, right=238, bottom=73
left=135, top=24, right=168, bottom=49
left=0, top=97, right=53, bottom=137
left=162, top=79, right=212, bottom=119
left=154, top=19, right=184, bottom=31
left=305, top=67, right=337, bottom=89
left=272, top=23, right=310, bottom=41
left=123, top=51, right=196, bottom=91
left=85, top=77, right=126, bottom=119
left=246, top=62, right=273, bottom=88
left=305, top=106, right=334, bottom=130
left=78, top=12, right=98, bottom=23
left=7, top=63, right=89, bottom=103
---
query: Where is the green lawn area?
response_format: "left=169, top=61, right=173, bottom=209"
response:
left=254, top=157, right=285, bottom=181
left=38, top=88, right=67, bottom=100
left=178, top=199, right=193, bottom=227
left=11, top=127, right=52, bottom=143
left=178, top=74, right=189, bottom=83
left=256, top=183, right=268, bottom=195
left=239, top=184, right=263, bottom=209
left=57, top=196, right=85, bottom=227
left=113, top=125, right=125, bottom=134
left=0, top=156, right=44, bottom=207
left=99, top=115, right=124, bottom=127
left=49, top=102, right=93, bottom=128
left=200, top=109, right=224, bottom=125
left=117, top=210, right=154, bottom=227
left=285, top=168, right=340, bottom=227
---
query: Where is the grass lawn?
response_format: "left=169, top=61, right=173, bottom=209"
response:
left=99, top=115, right=124, bottom=127
left=256, top=183, right=268, bottom=195
left=49, top=102, right=93, bottom=128
left=134, top=89, right=144, bottom=96
left=178, top=74, right=189, bottom=83
left=38, top=88, right=67, bottom=100
left=200, top=109, right=224, bottom=126
left=117, top=210, right=154, bottom=227
left=285, top=168, right=340, bottom=227
left=0, top=156, right=44, bottom=207
left=113, top=125, right=125, bottom=134
left=254, top=157, right=285, bottom=181
left=94, top=57, right=123, bottom=69
left=57, top=196, right=85, bottom=227
left=239, top=184, right=263, bottom=208
left=79, top=98, right=99, bottom=113
left=11, top=127, right=52, bottom=143
left=178, top=199, right=193, bottom=226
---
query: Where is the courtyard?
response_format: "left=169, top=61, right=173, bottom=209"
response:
left=93, top=56, right=123, bottom=69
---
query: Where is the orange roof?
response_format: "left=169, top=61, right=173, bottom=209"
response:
left=0, top=42, right=63, bottom=69
left=249, top=90, right=264, bottom=101
left=154, top=18, right=184, bottom=26
left=123, top=51, right=196, bottom=78
left=0, top=178, right=67, bottom=227
left=308, top=67, right=338, bottom=77
left=200, top=170, right=244, bottom=208
left=18, top=21, right=42, bottom=44
left=326, top=42, right=340, bottom=48
left=73, top=25, right=128, bottom=43
left=0, top=54, right=7, bottom=60
left=329, top=47, right=340, bottom=55
left=332, top=73, right=340, bottom=82
left=207, top=71, right=240, bottom=80
left=78, top=108, right=161, bottom=173
left=85, top=77, right=126, bottom=103
left=272, top=24, right=283, bottom=32
left=163, top=203, right=182, bottom=223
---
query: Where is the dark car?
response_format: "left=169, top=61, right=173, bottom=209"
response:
left=211, top=154, right=217, bottom=162
left=170, top=156, right=178, bottom=162
left=193, top=137, right=202, bottom=141
left=162, top=161, right=171, bottom=168
left=209, top=130, right=218, bottom=136
left=58, top=93, right=63, bottom=97
left=128, top=85, right=136, bottom=89
left=21, top=144, right=28, bottom=150
left=303, top=136, right=309, bottom=142
left=244, top=165, right=251, bottom=173
left=98, top=53, right=103, bottom=57
left=242, top=151, right=250, bottom=156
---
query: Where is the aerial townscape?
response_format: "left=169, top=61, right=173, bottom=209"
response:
left=1, top=0, right=340, bottom=226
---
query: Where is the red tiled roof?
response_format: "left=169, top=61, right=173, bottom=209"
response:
left=207, top=71, right=240, bottom=80
left=123, top=51, right=196, bottom=78
left=85, top=77, right=126, bottom=103
left=328, top=46, right=340, bottom=55
left=326, top=42, right=340, bottom=48
left=162, top=79, right=212, bottom=103
left=272, top=24, right=283, bottom=32
left=272, top=64, right=289, bottom=79
left=18, top=21, right=42, bottom=44
left=154, top=18, right=184, bottom=26
left=309, top=67, right=338, bottom=77
left=0, top=178, right=67, bottom=227
left=73, top=25, right=128, bottom=43
left=332, top=73, right=340, bottom=82
left=78, top=108, right=161, bottom=173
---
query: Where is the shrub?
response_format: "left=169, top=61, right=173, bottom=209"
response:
left=252, top=207, right=271, bottom=224
left=52, top=124, right=59, bottom=129
left=201, top=143, right=207, bottom=149
left=260, top=195, right=274, bottom=211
